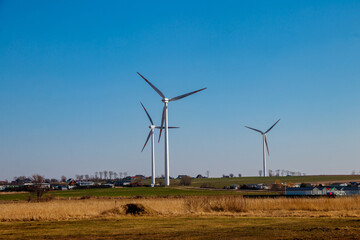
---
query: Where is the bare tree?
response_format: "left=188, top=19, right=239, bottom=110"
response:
left=229, top=173, right=234, bottom=178
left=259, top=170, right=262, bottom=176
left=104, top=171, right=108, bottom=180
left=206, top=170, right=210, bottom=178
left=95, top=172, right=98, bottom=180
left=119, top=172, right=123, bottom=179
left=109, top=171, right=113, bottom=180
left=99, top=172, right=103, bottom=180
left=238, top=173, right=242, bottom=177
left=61, top=176, right=67, bottom=182
left=85, top=174, right=89, bottom=180
left=114, top=172, right=118, bottom=179
left=124, top=172, right=127, bottom=177
left=30, top=174, right=47, bottom=200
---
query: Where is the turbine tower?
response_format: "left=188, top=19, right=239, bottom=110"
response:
left=140, top=102, right=178, bottom=187
left=138, top=72, right=206, bottom=186
left=245, top=119, right=280, bottom=177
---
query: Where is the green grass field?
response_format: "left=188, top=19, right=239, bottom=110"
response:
left=1, top=175, right=359, bottom=201
left=187, top=175, right=360, bottom=188
left=1, top=216, right=359, bottom=239
left=0, top=187, right=277, bottom=201
left=140, top=175, right=360, bottom=188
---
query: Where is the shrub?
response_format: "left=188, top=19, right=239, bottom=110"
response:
left=179, top=175, right=192, bottom=186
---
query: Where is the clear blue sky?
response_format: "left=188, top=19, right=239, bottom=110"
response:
left=1, top=0, right=359, bottom=180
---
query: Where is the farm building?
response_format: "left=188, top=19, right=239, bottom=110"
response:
left=286, top=187, right=314, bottom=196
left=286, top=186, right=360, bottom=196
left=77, top=181, right=94, bottom=187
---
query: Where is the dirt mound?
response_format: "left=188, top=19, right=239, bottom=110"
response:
left=101, top=207, right=123, bottom=216
left=124, top=203, right=149, bottom=215
left=101, top=203, right=153, bottom=216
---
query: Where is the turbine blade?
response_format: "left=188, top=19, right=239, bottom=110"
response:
left=156, top=126, right=179, bottom=129
left=245, top=126, right=264, bottom=134
left=140, top=102, right=154, bottom=125
left=169, top=87, right=207, bottom=101
left=137, top=72, right=165, bottom=98
left=264, top=135, right=270, bottom=155
left=158, top=105, right=166, bottom=142
left=265, top=119, right=281, bottom=133
left=141, top=130, right=153, bottom=152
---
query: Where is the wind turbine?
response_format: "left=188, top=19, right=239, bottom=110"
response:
left=245, top=119, right=280, bottom=177
left=137, top=72, right=206, bottom=186
left=140, top=102, right=178, bottom=187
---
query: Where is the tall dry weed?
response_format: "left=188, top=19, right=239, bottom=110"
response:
left=1, top=196, right=360, bottom=221
left=186, top=196, right=247, bottom=213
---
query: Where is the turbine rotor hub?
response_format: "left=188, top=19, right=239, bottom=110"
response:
left=162, top=98, right=169, bottom=103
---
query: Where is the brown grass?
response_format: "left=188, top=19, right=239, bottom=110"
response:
left=186, top=196, right=247, bottom=213
left=1, top=196, right=360, bottom=221
left=0, top=192, right=28, bottom=195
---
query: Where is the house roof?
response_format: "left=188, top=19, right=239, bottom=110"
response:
left=287, top=186, right=360, bottom=191
left=286, top=187, right=314, bottom=191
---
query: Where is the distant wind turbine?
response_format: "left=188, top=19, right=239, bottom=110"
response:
left=138, top=72, right=206, bottom=186
left=140, top=102, right=178, bottom=187
left=245, top=119, right=280, bottom=177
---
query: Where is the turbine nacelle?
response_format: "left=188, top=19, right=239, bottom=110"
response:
left=141, top=102, right=179, bottom=152
left=162, top=98, right=169, bottom=103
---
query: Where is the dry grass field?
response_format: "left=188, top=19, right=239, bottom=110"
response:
left=2, top=196, right=360, bottom=221
left=1, top=196, right=360, bottom=239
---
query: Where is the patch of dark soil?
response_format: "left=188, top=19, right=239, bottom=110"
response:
left=123, top=203, right=147, bottom=215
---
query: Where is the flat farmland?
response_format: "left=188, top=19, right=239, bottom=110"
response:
left=187, top=175, right=360, bottom=188
left=137, top=175, right=360, bottom=188
left=2, top=175, right=360, bottom=201
left=0, top=187, right=277, bottom=201
left=1, top=217, right=360, bottom=240
left=1, top=196, right=360, bottom=239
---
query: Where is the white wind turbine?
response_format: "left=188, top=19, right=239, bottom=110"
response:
left=138, top=72, right=206, bottom=186
left=140, top=102, right=178, bottom=187
left=245, top=119, right=280, bottom=177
